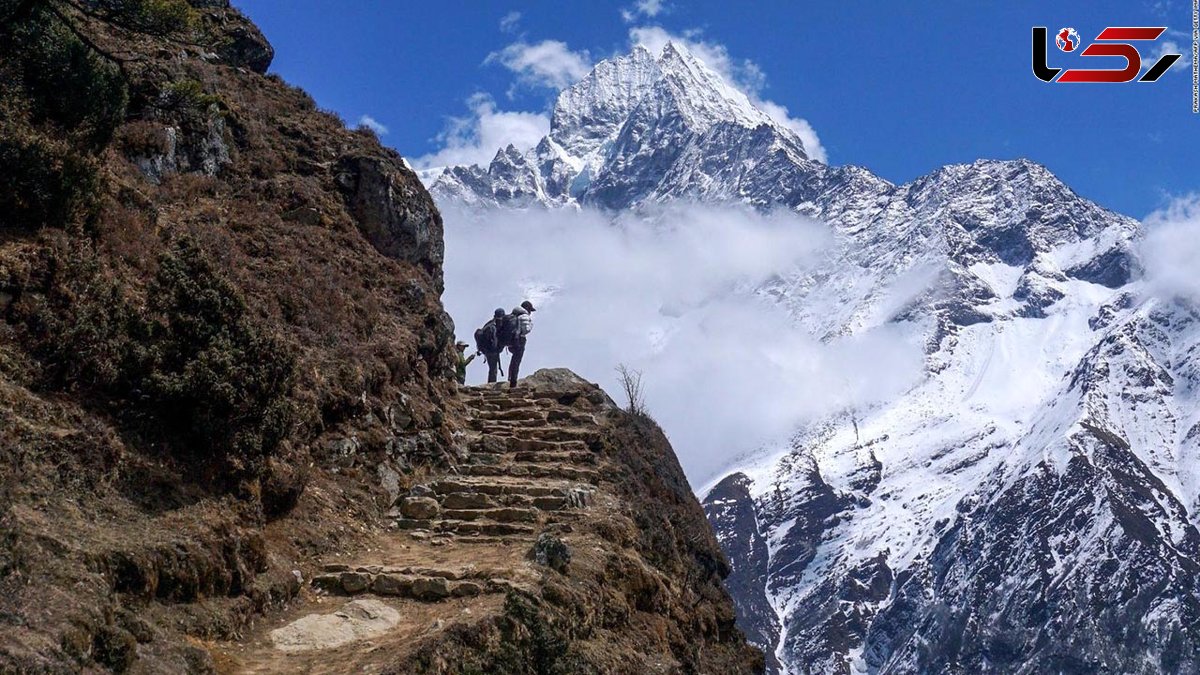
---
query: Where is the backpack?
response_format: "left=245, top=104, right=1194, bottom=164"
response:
left=496, top=313, right=520, bottom=349
left=474, top=319, right=498, bottom=354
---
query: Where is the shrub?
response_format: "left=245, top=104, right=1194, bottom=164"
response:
left=143, top=236, right=297, bottom=470
left=0, top=128, right=99, bottom=230
left=18, top=239, right=143, bottom=392
left=159, top=79, right=221, bottom=115
left=113, top=119, right=171, bottom=157
left=88, top=0, right=198, bottom=36
left=21, top=237, right=299, bottom=479
left=1, top=3, right=129, bottom=149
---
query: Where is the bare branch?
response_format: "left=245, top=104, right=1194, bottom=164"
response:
left=615, top=363, right=648, bottom=418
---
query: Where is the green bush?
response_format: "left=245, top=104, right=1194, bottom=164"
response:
left=18, top=240, right=142, bottom=391
left=88, top=0, right=198, bottom=36
left=143, top=237, right=297, bottom=470
left=0, top=128, right=99, bottom=230
left=142, top=239, right=297, bottom=470
left=157, top=79, right=223, bottom=126
left=22, top=237, right=298, bottom=478
left=1, top=3, right=129, bottom=149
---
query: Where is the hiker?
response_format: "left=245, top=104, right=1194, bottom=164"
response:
left=505, top=300, right=535, bottom=388
left=454, top=341, right=474, bottom=385
left=473, top=308, right=506, bottom=383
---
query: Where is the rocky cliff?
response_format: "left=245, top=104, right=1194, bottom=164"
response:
left=0, top=2, right=757, bottom=672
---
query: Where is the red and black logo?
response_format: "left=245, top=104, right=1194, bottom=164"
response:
left=1033, top=26, right=1182, bottom=83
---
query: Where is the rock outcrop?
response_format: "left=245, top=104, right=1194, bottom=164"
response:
left=217, top=370, right=762, bottom=673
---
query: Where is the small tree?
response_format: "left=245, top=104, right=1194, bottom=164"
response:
left=615, top=363, right=648, bottom=418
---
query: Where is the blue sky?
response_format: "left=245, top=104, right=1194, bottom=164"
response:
left=237, top=0, right=1197, bottom=218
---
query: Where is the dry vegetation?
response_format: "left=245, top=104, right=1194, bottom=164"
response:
left=0, top=0, right=459, bottom=670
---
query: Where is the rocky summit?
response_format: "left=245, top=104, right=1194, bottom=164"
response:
left=427, top=38, right=1200, bottom=675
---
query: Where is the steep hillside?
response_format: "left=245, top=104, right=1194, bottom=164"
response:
left=0, top=3, right=757, bottom=672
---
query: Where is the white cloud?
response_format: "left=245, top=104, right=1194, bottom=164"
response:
left=757, top=100, right=828, bottom=163
left=485, top=39, right=593, bottom=91
left=1143, top=194, right=1200, bottom=302
left=1144, top=39, right=1186, bottom=76
left=413, top=94, right=550, bottom=170
left=628, top=26, right=828, bottom=162
left=356, top=114, right=388, bottom=135
left=622, top=0, right=666, bottom=22
left=442, top=203, right=923, bottom=484
left=499, top=10, right=521, bottom=33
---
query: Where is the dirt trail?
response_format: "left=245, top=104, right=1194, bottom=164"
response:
left=213, top=379, right=615, bottom=673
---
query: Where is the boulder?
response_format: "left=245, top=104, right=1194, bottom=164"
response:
left=410, top=577, right=451, bottom=601
left=451, top=581, right=483, bottom=598
left=531, top=533, right=571, bottom=573
left=400, top=496, right=440, bottom=520
left=339, top=572, right=370, bottom=594
left=372, top=574, right=413, bottom=596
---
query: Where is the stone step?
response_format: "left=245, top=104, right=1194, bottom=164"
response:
left=496, top=427, right=600, bottom=443
left=477, top=408, right=547, bottom=422
left=468, top=389, right=534, bottom=401
left=461, top=462, right=601, bottom=483
left=312, top=570, right=489, bottom=601
left=430, top=478, right=574, bottom=497
left=512, top=493, right=592, bottom=510
left=392, top=517, right=537, bottom=537
left=466, top=449, right=595, bottom=466
left=437, top=490, right=590, bottom=511
left=512, top=450, right=596, bottom=465
left=441, top=507, right=539, bottom=523
left=438, top=519, right=537, bottom=536
left=438, top=491, right=498, bottom=510
left=470, top=437, right=589, bottom=455
left=546, top=409, right=597, bottom=424
left=473, top=420, right=547, bottom=433
left=446, top=535, right=510, bottom=545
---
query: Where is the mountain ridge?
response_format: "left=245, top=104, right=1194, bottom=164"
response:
left=425, top=40, right=1200, bottom=674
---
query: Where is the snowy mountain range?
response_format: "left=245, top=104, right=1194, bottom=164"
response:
left=422, top=42, right=1200, bottom=674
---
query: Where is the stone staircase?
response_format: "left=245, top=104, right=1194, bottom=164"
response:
left=381, top=385, right=601, bottom=546
left=216, top=374, right=616, bottom=672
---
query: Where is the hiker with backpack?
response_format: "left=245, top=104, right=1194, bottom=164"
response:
left=505, top=300, right=535, bottom=388
left=473, top=308, right=506, bottom=383
left=471, top=301, right=536, bottom=387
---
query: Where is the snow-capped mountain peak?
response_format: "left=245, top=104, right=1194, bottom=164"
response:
left=423, top=42, right=815, bottom=211
left=549, top=44, right=661, bottom=159
left=424, top=40, right=1198, bottom=675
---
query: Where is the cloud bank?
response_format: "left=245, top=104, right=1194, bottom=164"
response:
left=413, top=94, right=550, bottom=169
left=1142, top=193, right=1200, bottom=302
left=442, top=204, right=922, bottom=483
left=622, top=0, right=667, bottom=22
left=499, top=10, right=521, bottom=33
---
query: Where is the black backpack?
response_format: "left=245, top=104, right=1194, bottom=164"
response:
left=496, top=313, right=519, bottom=349
left=474, top=319, right=498, bottom=354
